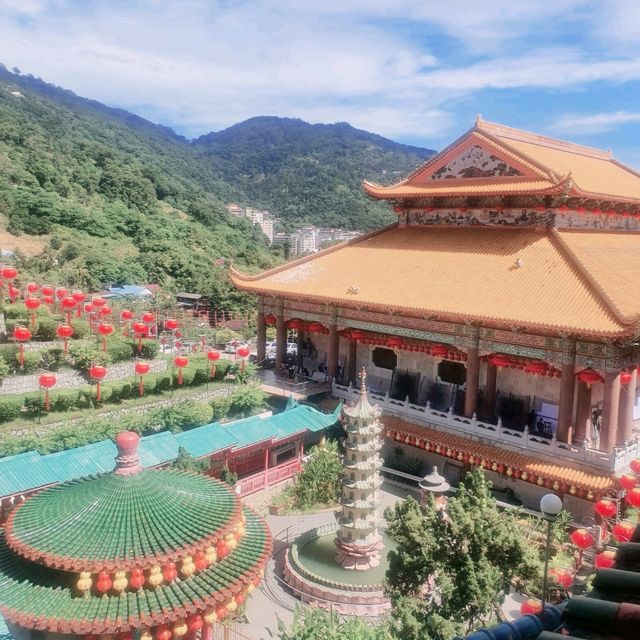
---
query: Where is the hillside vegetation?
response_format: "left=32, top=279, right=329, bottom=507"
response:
left=195, top=116, right=433, bottom=231
left=0, top=66, right=432, bottom=309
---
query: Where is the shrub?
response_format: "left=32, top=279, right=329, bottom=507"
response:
left=0, top=344, right=18, bottom=366
left=210, top=394, right=232, bottom=421
left=118, top=382, right=133, bottom=401
left=69, top=318, right=90, bottom=340
left=52, top=389, right=78, bottom=412
left=228, top=384, right=266, bottom=418
left=137, top=339, right=159, bottom=359
left=105, top=336, right=133, bottom=363
left=69, top=342, right=108, bottom=371
left=0, top=397, right=22, bottom=423
left=34, top=314, right=58, bottom=341
left=220, top=464, right=238, bottom=486
left=213, top=359, right=232, bottom=381
left=193, top=366, right=210, bottom=386
left=0, top=358, right=10, bottom=381
left=152, top=400, right=212, bottom=432
left=24, top=395, right=45, bottom=416
left=153, top=374, right=172, bottom=393
left=3, top=303, right=29, bottom=320
left=17, top=351, right=42, bottom=374
left=40, top=347, right=65, bottom=371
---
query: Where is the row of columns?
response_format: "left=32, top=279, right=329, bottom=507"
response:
left=259, top=303, right=636, bottom=454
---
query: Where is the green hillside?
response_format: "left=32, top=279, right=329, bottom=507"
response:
left=195, top=116, right=434, bottom=231
left=0, top=66, right=276, bottom=311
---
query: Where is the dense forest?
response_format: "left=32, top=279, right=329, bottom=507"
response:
left=195, top=116, right=433, bottom=231
left=0, top=66, right=432, bottom=310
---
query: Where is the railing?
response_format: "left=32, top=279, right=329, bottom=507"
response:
left=333, top=382, right=640, bottom=473
left=235, top=458, right=302, bottom=497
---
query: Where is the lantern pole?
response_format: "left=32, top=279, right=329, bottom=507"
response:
left=540, top=494, right=563, bottom=607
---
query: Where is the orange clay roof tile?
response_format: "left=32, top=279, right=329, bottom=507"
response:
left=231, top=225, right=630, bottom=336
left=383, top=415, right=617, bottom=493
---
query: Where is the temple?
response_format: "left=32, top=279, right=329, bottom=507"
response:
left=231, top=118, right=640, bottom=516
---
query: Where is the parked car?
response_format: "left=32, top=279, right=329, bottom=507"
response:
left=225, top=339, right=248, bottom=354
left=264, top=341, right=297, bottom=355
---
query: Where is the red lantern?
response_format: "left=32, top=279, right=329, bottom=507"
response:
left=164, top=318, right=179, bottom=331
left=55, top=287, right=68, bottom=301
left=620, top=473, right=637, bottom=491
left=630, top=458, right=640, bottom=474
left=95, top=570, right=112, bottom=594
left=570, top=528, right=595, bottom=550
left=26, top=282, right=39, bottom=293
left=386, top=336, right=403, bottom=348
left=41, top=285, right=54, bottom=296
left=187, top=615, right=203, bottom=633
left=135, top=361, right=150, bottom=397
left=215, top=606, right=227, bottom=621
left=576, top=369, right=602, bottom=384
left=207, top=349, right=221, bottom=379
left=90, top=364, right=107, bottom=402
left=594, top=550, right=616, bottom=570
left=56, top=323, right=74, bottom=355
left=92, top=296, right=107, bottom=307
left=287, top=318, right=302, bottom=330
left=549, top=567, right=573, bottom=589
left=1, top=266, right=17, bottom=280
left=307, top=322, right=324, bottom=333
left=43, top=294, right=55, bottom=305
left=490, top=354, right=513, bottom=367
left=612, top=520, right=636, bottom=543
left=121, top=309, right=134, bottom=320
left=264, top=313, right=277, bottom=325
left=154, top=625, right=172, bottom=640
left=524, top=361, right=548, bottom=374
left=129, top=567, right=145, bottom=589
left=350, top=329, right=365, bottom=341
left=24, top=296, right=41, bottom=328
left=61, top=296, right=76, bottom=323
left=71, top=291, right=85, bottom=316
left=133, top=322, right=148, bottom=351
left=142, top=311, right=155, bottom=324
left=194, top=550, right=209, bottom=571
left=594, top=499, right=617, bottom=519
left=625, top=487, right=640, bottom=507
left=520, top=598, right=542, bottom=615
left=162, top=562, right=177, bottom=582
left=99, top=306, right=112, bottom=317
left=430, top=344, right=449, bottom=357
left=98, top=323, right=114, bottom=351
left=39, top=373, right=57, bottom=412
left=235, top=594, right=245, bottom=606
left=216, top=541, right=229, bottom=559
left=621, top=371, right=633, bottom=384
left=174, top=356, right=188, bottom=385
left=13, top=326, right=31, bottom=367
left=7, top=285, right=20, bottom=302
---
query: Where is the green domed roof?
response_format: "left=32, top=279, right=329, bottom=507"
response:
left=6, top=470, right=239, bottom=571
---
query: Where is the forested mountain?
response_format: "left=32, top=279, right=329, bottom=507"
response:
left=0, top=66, right=433, bottom=309
left=195, top=116, right=434, bottom=231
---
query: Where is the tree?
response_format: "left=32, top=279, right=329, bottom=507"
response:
left=291, top=439, right=342, bottom=509
left=171, top=446, right=210, bottom=474
left=220, top=464, right=238, bottom=486
left=385, top=469, right=541, bottom=638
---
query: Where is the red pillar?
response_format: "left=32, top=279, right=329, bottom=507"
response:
left=256, top=305, right=266, bottom=364
left=557, top=339, right=576, bottom=443
left=573, top=381, right=591, bottom=446
left=328, top=322, right=339, bottom=382
left=484, top=362, right=497, bottom=416
left=275, top=303, right=286, bottom=371
left=618, top=368, right=637, bottom=446
left=201, top=623, right=213, bottom=640
left=348, top=339, right=357, bottom=385
left=601, top=371, right=621, bottom=453
left=264, top=447, right=270, bottom=488
left=464, top=327, right=479, bottom=418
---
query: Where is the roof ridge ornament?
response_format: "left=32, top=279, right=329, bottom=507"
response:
left=114, top=431, right=142, bottom=475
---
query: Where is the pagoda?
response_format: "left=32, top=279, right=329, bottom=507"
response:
left=335, top=369, right=384, bottom=570
left=0, top=431, right=271, bottom=640
left=232, top=117, right=640, bottom=518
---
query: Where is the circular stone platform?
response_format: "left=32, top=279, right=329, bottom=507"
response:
left=283, top=523, right=394, bottom=616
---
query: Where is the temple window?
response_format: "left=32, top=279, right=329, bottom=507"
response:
left=438, top=360, right=467, bottom=385
left=372, top=347, right=397, bottom=369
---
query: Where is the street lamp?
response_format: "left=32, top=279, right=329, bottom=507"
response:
left=540, top=493, right=563, bottom=607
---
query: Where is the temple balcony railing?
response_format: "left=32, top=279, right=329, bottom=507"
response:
left=333, top=382, right=639, bottom=474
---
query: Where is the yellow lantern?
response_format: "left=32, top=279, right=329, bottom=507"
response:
left=112, top=570, right=128, bottom=593
left=506, top=467, right=513, bottom=477
left=537, top=477, right=544, bottom=486
left=203, top=609, right=217, bottom=624
left=521, top=471, right=528, bottom=481
left=173, top=620, right=188, bottom=637
left=148, top=566, right=163, bottom=587
left=226, top=599, right=237, bottom=612
left=181, top=556, right=196, bottom=578
left=76, top=571, right=92, bottom=593
left=491, top=462, right=498, bottom=471
left=569, top=485, right=577, bottom=495
left=205, top=546, right=217, bottom=565
left=140, top=629, right=153, bottom=640
left=245, top=583, right=255, bottom=595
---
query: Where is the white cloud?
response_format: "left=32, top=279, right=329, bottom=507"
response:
left=550, top=111, right=640, bottom=135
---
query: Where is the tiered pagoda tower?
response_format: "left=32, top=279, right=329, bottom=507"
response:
left=335, top=370, right=384, bottom=570
left=0, top=432, right=271, bottom=640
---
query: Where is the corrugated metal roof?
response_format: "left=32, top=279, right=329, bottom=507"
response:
left=0, top=404, right=339, bottom=498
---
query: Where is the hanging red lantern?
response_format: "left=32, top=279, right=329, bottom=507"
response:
left=162, top=562, right=177, bottom=582
left=97, top=322, right=114, bottom=351
left=264, top=313, right=277, bottom=325
left=215, top=606, right=227, bottom=621
left=13, top=326, right=31, bottom=367
left=24, top=296, right=41, bottom=328
left=577, top=369, right=602, bottom=384
left=0, top=266, right=17, bottom=280
left=625, top=487, right=640, bottom=507
left=89, top=364, right=107, bottom=402
left=594, top=550, right=616, bottom=570
left=194, top=550, right=209, bottom=571
left=490, top=354, right=513, bottom=367
left=216, top=540, right=229, bottom=559
left=26, top=282, right=39, bottom=294
left=236, top=345, right=250, bottom=372
left=187, top=615, right=203, bottom=633
left=621, top=371, right=633, bottom=384
left=95, top=570, right=112, bottom=594
left=386, top=336, right=403, bottom=348
left=350, top=329, right=365, bottom=341
left=570, top=528, right=595, bottom=550
left=524, top=361, right=548, bottom=374
left=594, top=499, right=617, bottom=519
left=39, top=373, right=57, bottom=412
left=174, top=356, right=189, bottom=385
left=620, top=474, right=637, bottom=491
left=612, top=520, right=636, bottom=543
left=41, top=285, right=54, bottom=296
left=287, top=318, right=302, bottom=330
left=207, top=349, right=221, bottom=379
left=558, top=204, right=569, bottom=212
left=430, top=344, right=449, bottom=357
left=84, top=303, right=94, bottom=316
left=71, top=291, right=85, bottom=316
left=56, top=323, right=73, bottom=355
left=43, top=294, right=55, bottom=305
left=55, top=287, right=68, bottom=301
left=61, top=296, right=76, bottom=323
left=549, top=567, right=573, bottom=589
left=121, top=309, right=134, bottom=320
left=92, top=296, right=107, bottom=307
left=142, top=311, right=155, bottom=324
left=307, top=322, right=324, bottom=333
left=99, top=306, right=113, bottom=317
left=630, top=458, right=640, bottom=474
left=135, top=361, right=150, bottom=397
left=520, top=598, right=542, bottom=615
left=154, top=625, right=172, bottom=640
left=7, top=284, right=20, bottom=302
left=129, top=567, right=145, bottom=589
left=164, top=318, right=179, bottom=331
left=133, top=322, right=148, bottom=351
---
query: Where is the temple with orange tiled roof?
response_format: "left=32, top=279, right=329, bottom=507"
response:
left=231, top=118, right=640, bottom=518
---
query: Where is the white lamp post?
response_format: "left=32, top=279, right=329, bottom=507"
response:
left=540, top=493, right=563, bottom=607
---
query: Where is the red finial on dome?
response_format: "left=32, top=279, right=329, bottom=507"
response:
left=114, top=431, right=142, bottom=475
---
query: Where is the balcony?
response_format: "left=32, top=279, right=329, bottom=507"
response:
left=333, top=382, right=639, bottom=474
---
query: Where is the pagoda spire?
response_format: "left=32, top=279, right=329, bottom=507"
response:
left=335, top=368, right=384, bottom=570
left=114, top=431, right=142, bottom=475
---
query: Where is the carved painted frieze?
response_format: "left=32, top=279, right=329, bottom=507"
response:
left=430, top=145, right=524, bottom=180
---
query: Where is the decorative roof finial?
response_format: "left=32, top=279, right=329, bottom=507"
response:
left=114, top=431, right=142, bottom=475
left=359, top=367, right=367, bottom=394
left=475, top=113, right=483, bottom=126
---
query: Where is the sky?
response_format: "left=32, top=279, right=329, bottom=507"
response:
left=1, top=0, right=640, bottom=165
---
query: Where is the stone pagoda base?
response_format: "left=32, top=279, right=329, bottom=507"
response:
left=334, top=535, right=384, bottom=570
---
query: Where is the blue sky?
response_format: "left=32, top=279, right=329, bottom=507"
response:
left=2, top=0, right=640, bottom=165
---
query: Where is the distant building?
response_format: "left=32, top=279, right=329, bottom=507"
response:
left=226, top=204, right=275, bottom=243
left=290, top=226, right=318, bottom=255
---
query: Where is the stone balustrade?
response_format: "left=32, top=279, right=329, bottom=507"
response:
left=333, top=382, right=639, bottom=474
